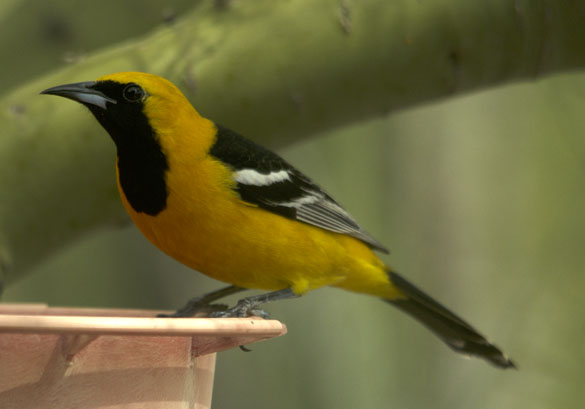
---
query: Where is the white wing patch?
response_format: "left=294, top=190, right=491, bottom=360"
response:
left=212, top=125, right=388, bottom=253
left=232, top=167, right=389, bottom=253
left=235, top=169, right=291, bottom=186
left=272, top=193, right=321, bottom=207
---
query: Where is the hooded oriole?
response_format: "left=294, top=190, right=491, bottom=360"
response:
left=42, top=72, right=514, bottom=368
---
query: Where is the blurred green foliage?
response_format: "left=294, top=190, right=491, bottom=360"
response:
left=3, top=1, right=585, bottom=409
left=0, top=0, right=195, bottom=92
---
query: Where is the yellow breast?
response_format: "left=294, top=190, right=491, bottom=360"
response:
left=117, top=152, right=389, bottom=296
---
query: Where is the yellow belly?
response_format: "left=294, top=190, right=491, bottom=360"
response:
left=117, top=156, right=395, bottom=298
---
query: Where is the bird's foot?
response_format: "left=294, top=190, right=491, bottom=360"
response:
left=158, top=285, right=246, bottom=318
left=209, top=300, right=270, bottom=319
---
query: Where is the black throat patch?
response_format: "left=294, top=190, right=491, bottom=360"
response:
left=116, top=133, right=168, bottom=216
left=87, top=81, right=169, bottom=216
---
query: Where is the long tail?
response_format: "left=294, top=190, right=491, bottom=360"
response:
left=386, top=271, right=515, bottom=369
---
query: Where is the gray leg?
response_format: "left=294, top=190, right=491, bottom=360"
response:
left=210, top=288, right=298, bottom=318
left=158, top=285, right=247, bottom=317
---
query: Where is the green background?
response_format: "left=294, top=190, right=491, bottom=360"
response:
left=3, top=1, right=585, bottom=408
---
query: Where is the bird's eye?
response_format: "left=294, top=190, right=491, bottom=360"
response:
left=123, top=84, right=146, bottom=102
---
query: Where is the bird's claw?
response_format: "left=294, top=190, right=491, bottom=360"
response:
left=209, top=301, right=270, bottom=319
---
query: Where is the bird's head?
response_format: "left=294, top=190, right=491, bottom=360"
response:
left=40, top=72, right=200, bottom=152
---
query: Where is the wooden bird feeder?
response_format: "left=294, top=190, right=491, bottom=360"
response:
left=0, top=304, right=287, bottom=409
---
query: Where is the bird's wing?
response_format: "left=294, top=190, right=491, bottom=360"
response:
left=209, top=125, right=389, bottom=253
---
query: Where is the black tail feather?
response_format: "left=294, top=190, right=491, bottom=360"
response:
left=387, top=271, right=515, bottom=369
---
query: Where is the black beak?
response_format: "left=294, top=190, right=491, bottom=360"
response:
left=41, top=81, right=116, bottom=109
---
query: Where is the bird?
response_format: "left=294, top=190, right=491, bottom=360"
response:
left=41, top=72, right=515, bottom=369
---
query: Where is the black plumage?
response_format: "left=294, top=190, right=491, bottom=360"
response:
left=210, top=125, right=389, bottom=253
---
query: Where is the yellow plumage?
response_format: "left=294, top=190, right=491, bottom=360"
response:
left=41, top=72, right=514, bottom=368
left=102, top=73, right=394, bottom=298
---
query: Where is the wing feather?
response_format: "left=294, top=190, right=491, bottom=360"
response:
left=209, top=125, right=389, bottom=253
